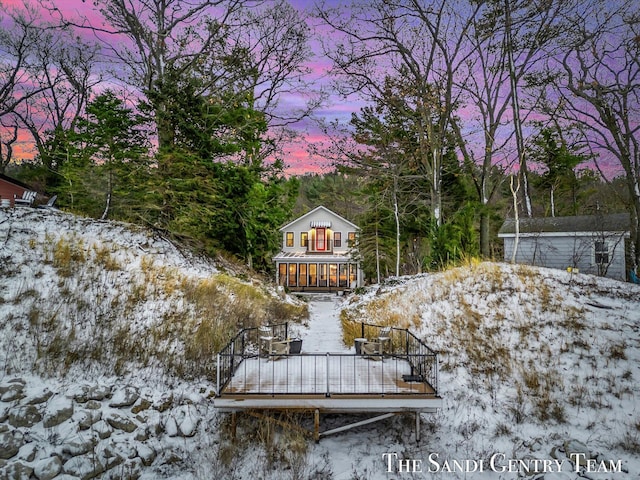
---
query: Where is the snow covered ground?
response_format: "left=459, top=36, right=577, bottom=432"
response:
left=1, top=208, right=640, bottom=479
left=290, top=294, right=351, bottom=354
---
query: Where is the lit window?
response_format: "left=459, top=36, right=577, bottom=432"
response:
left=334, top=232, right=341, bottom=247
left=301, top=232, right=308, bottom=248
left=348, top=232, right=356, bottom=246
left=286, top=232, right=294, bottom=247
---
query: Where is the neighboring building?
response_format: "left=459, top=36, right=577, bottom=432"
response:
left=498, top=213, right=631, bottom=281
left=0, top=174, right=33, bottom=207
left=273, top=206, right=363, bottom=291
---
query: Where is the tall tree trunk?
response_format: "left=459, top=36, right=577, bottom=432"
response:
left=101, top=171, right=113, bottom=220
left=510, top=175, right=521, bottom=264
left=375, top=222, right=381, bottom=285
left=393, top=177, right=401, bottom=277
left=505, top=0, right=532, bottom=217
left=480, top=211, right=490, bottom=258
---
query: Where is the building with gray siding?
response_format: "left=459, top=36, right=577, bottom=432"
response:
left=498, top=213, right=631, bottom=281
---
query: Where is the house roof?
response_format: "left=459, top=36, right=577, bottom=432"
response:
left=279, top=205, right=359, bottom=232
left=0, top=173, right=33, bottom=191
left=498, top=213, right=631, bottom=236
left=273, top=251, right=354, bottom=262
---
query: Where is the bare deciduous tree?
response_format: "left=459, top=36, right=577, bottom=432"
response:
left=316, top=0, right=478, bottom=229
left=47, top=0, right=316, bottom=158
left=452, top=0, right=575, bottom=256
left=543, top=0, right=640, bottom=272
left=1, top=2, right=101, bottom=171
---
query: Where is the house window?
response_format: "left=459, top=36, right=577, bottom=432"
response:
left=288, top=263, right=297, bottom=286
left=301, top=232, right=308, bottom=248
left=334, top=232, right=341, bottom=247
left=286, top=232, right=294, bottom=247
left=278, top=263, right=287, bottom=286
left=299, top=264, right=307, bottom=287
left=319, top=264, right=327, bottom=287
left=329, top=264, right=338, bottom=287
left=349, top=264, right=357, bottom=287
left=339, top=264, right=348, bottom=287
left=595, top=240, right=609, bottom=265
left=348, top=232, right=356, bottom=246
left=309, top=264, right=317, bottom=286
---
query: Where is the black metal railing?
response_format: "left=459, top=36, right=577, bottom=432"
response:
left=216, top=322, right=289, bottom=393
left=359, top=323, right=438, bottom=393
left=215, top=322, right=439, bottom=397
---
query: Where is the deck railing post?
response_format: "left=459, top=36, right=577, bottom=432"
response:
left=405, top=330, right=409, bottom=358
left=230, top=340, right=235, bottom=374
left=361, top=322, right=365, bottom=339
left=216, top=353, right=221, bottom=395
left=435, top=353, right=439, bottom=394
left=326, top=353, right=330, bottom=397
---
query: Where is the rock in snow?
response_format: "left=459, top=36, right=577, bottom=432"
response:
left=42, top=396, right=74, bottom=428
left=0, top=430, right=24, bottom=460
left=33, top=456, right=62, bottom=480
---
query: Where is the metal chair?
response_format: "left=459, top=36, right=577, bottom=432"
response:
left=268, top=340, right=290, bottom=361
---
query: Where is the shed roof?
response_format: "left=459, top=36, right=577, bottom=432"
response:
left=498, top=213, right=630, bottom=236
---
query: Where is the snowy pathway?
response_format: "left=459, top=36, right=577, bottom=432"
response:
left=289, top=293, right=352, bottom=353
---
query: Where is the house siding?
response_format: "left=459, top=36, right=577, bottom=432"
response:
left=280, top=213, right=356, bottom=256
left=0, top=178, right=29, bottom=207
left=274, top=206, right=362, bottom=292
left=502, top=233, right=627, bottom=281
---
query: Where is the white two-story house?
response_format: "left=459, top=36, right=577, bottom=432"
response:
left=273, top=206, right=363, bottom=292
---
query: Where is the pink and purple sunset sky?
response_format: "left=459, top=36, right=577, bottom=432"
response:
left=4, top=0, right=358, bottom=176
left=3, top=0, right=629, bottom=178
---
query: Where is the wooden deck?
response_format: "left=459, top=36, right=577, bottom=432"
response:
left=213, top=323, right=442, bottom=440
left=215, top=354, right=441, bottom=413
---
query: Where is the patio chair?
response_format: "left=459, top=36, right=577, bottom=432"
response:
left=268, top=340, right=290, bottom=361
left=37, top=195, right=58, bottom=210
left=258, top=326, right=274, bottom=356
left=378, top=326, right=392, bottom=354
left=361, top=341, right=382, bottom=360
left=14, top=190, right=37, bottom=207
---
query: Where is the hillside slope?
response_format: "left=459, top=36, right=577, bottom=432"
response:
left=338, top=261, right=640, bottom=478
left=2, top=207, right=640, bottom=479
left=0, top=207, right=307, bottom=479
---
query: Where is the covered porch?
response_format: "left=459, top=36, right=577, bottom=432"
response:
left=273, top=252, right=362, bottom=292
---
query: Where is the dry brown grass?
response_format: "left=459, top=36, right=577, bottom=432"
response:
left=92, top=243, right=121, bottom=271
left=24, top=233, right=308, bottom=380
left=50, top=236, right=86, bottom=277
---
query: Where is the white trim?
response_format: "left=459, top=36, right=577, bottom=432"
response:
left=593, top=239, right=611, bottom=266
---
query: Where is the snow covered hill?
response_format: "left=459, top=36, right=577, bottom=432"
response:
left=338, top=261, right=640, bottom=479
left=1, top=208, right=639, bottom=480
left=0, top=207, right=307, bottom=479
